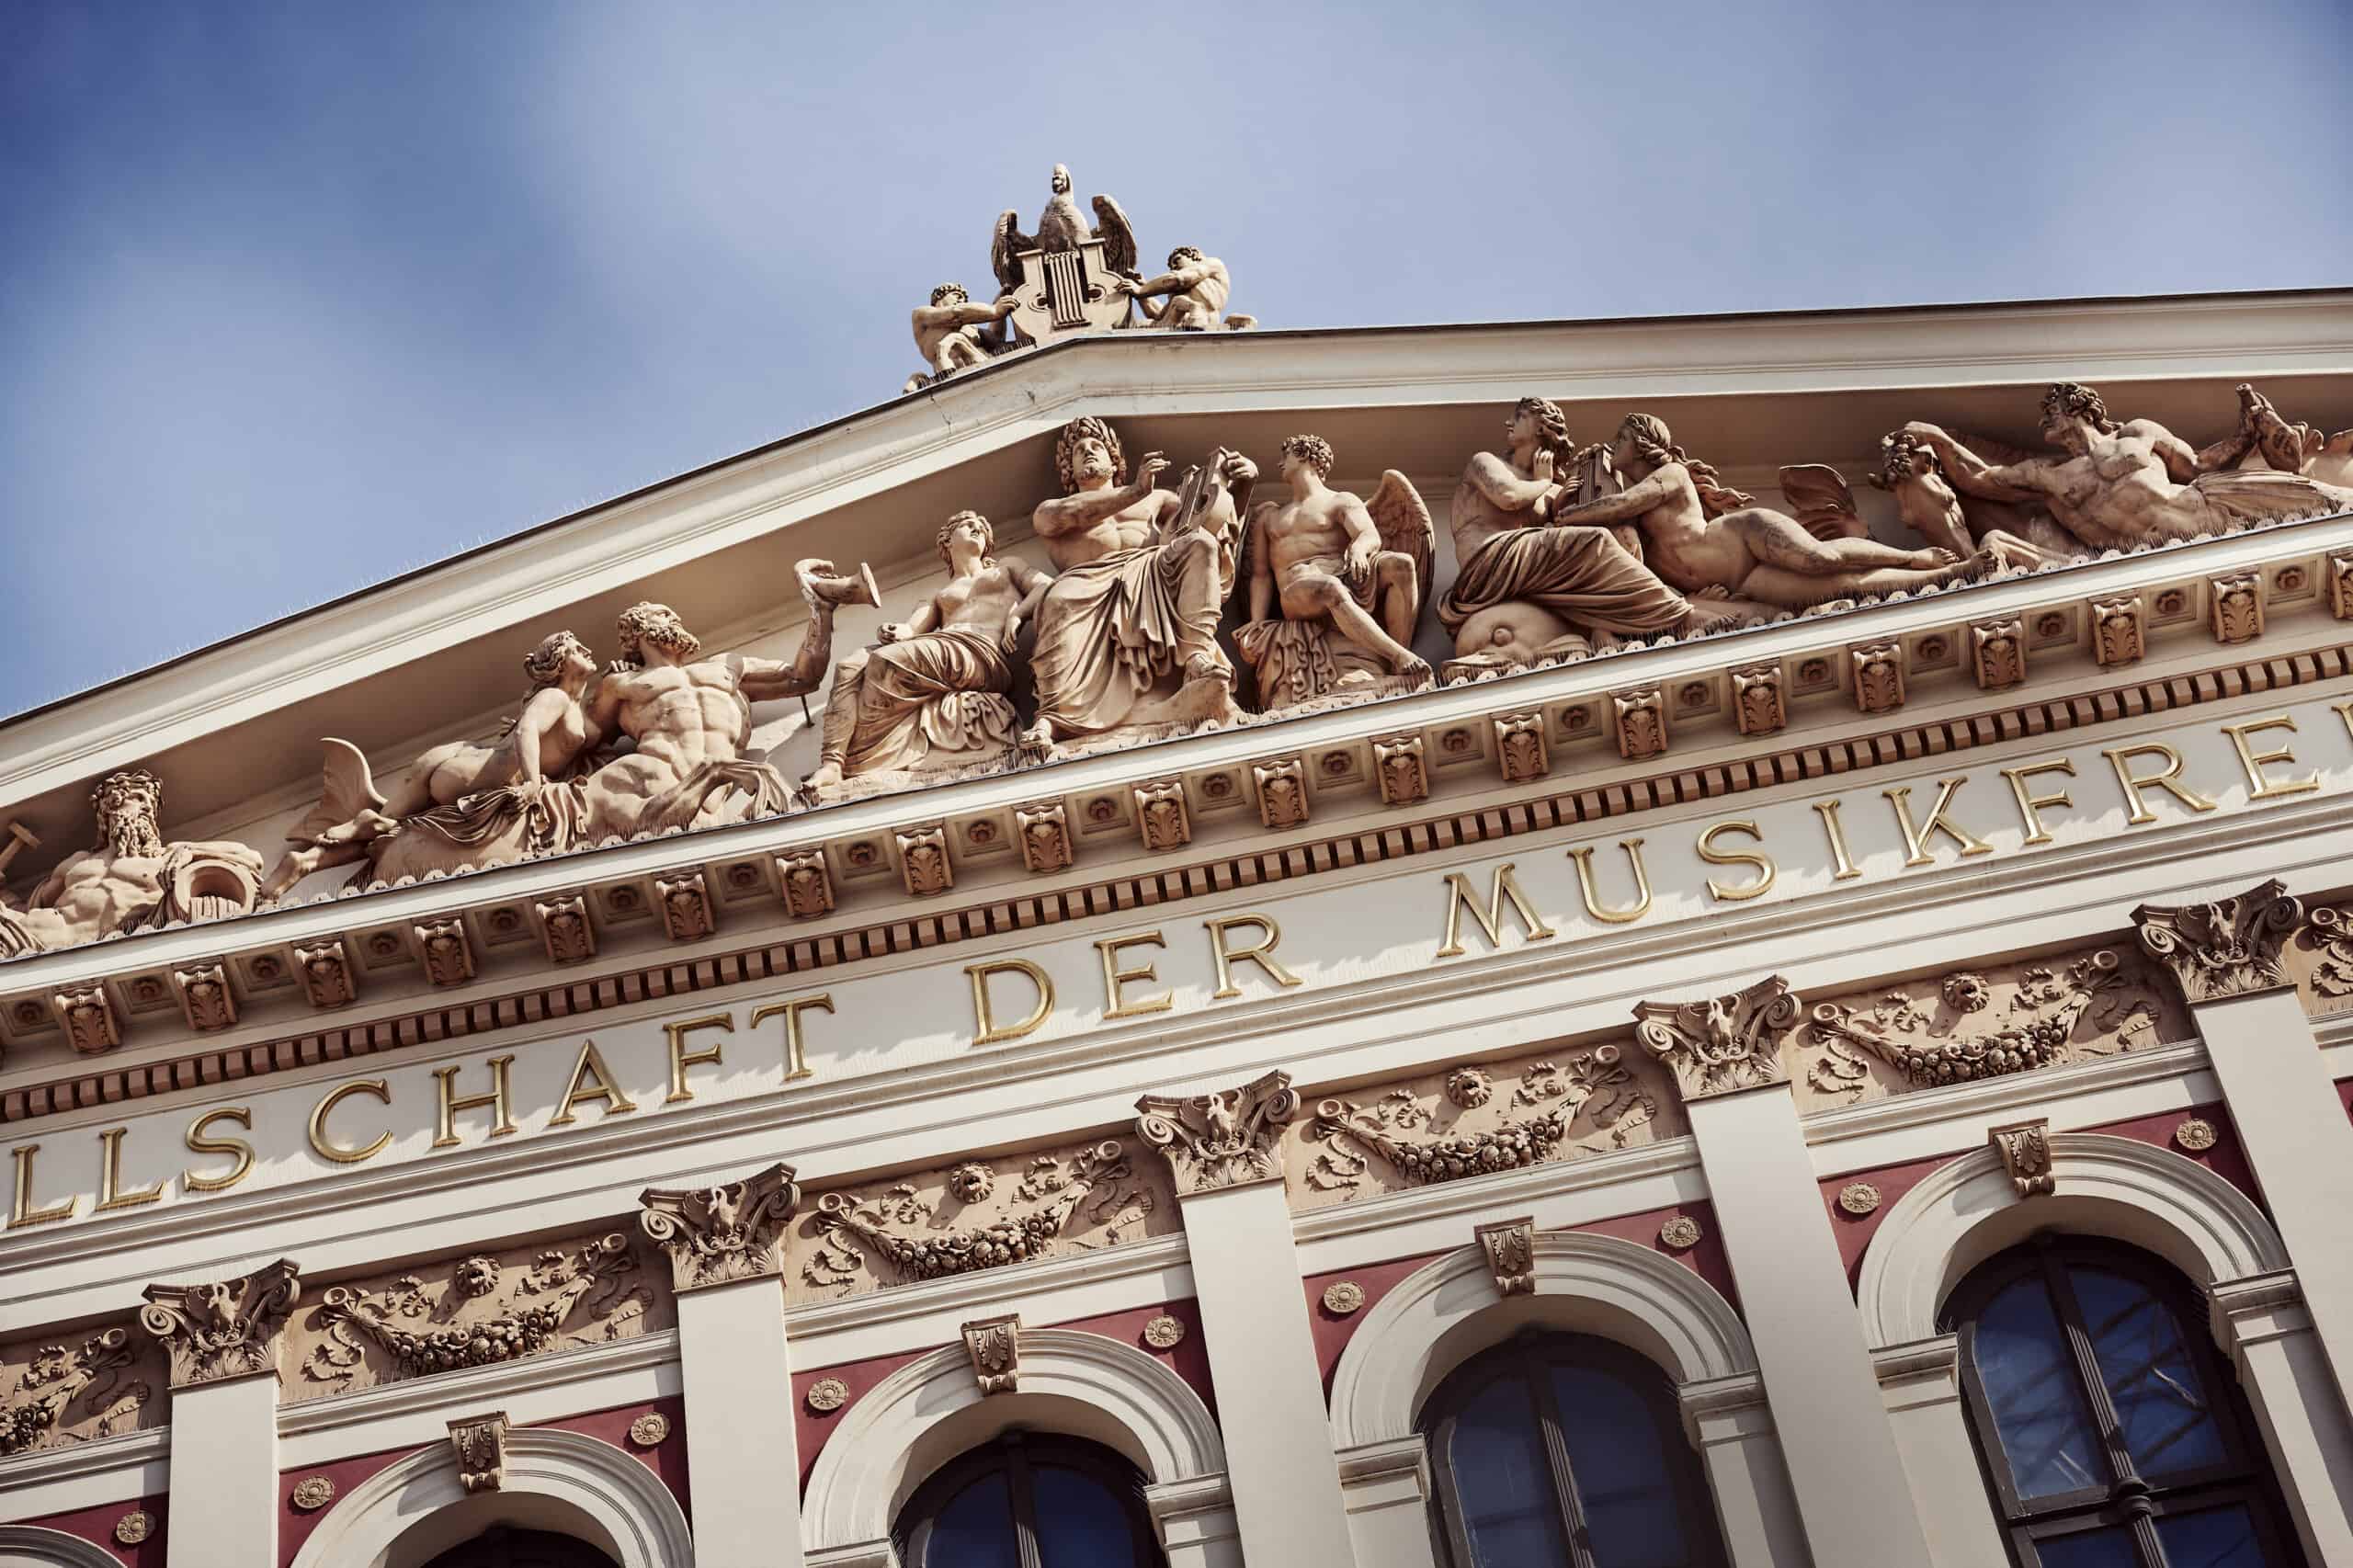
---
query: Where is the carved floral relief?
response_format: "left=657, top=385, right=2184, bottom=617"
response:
left=2289, top=903, right=2353, bottom=1017
left=0, top=1324, right=163, bottom=1454
left=788, top=1136, right=1177, bottom=1303
left=1799, top=944, right=2180, bottom=1110
left=285, top=1229, right=670, bottom=1402
left=1287, top=1043, right=1681, bottom=1212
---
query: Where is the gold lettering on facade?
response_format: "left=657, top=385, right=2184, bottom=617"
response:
left=966, top=959, right=1056, bottom=1047
left=2101, top=744, right=2219, bottom=824
left=432, top=1054, right=518, bottom=1148
left=2000, top=758, right=2078, bottom=847
left=1695, top=821, right=1776, bottom=903
left=1812, top=800, right=1863, bottom=881
left=747, top=994, right=835, bottom=1082
left=7, top=1143, right=77, bottom=1229
left=2335, top=699, right=2353, bottom=745
left=182, top=1107, right=255, bottom=1194
left=663, top=1014, right=734, bottom=1105
left=1095, top=933, right=1173, bottom=1020
left=2221, top=716, right=2319, bottom=801
left=309, top=1079, right=393, bottom=1165
left=95, top=1127, right=163, bottom=1212
left=1883, top=778, right=1995, bottom=867
left=1436, top=864, right=1556, bottom=958
left=1203, top=915, right=1303, bottom=999
left=548, top=1040, right=637, bottom=1127
left=1566, top=839, right=1654, bottom=926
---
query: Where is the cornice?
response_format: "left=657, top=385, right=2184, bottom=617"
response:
left=784, top=1234, right=1191, bottom=1353
left=0, top=1426, right=169, bottom=1491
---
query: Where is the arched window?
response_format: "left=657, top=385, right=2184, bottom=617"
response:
left=892, top=1431, right=1165, bottom=1568
left=421, top=1528, right=619, bottom=1568
left=1945, top=1236, right=2304, bottom=1566
left=1420, top=1331, right=1728, bottom=1568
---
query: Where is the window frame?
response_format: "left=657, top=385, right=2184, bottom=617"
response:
left=894, top=1429, right=1162, bottom=1568
left=1420, top=1328, right=1729, bottom=1568
left=1943, top=1234, right=2306, bottom=1568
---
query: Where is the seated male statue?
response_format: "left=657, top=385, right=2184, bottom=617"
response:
left=1, top=769, right=263, bottom=955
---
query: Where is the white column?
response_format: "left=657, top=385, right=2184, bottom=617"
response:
left=1872, top=1337, right=2007, bottom=1568
left=1145, top=1473, right=1245, bottom=1568
left=2211, top=1271, right=2353, bottom=1566
left=1336, top=1437, right=1439, bottom=1568
left=677, top=1273, right=802, bottom=1564
left=164, top=1371, right=278, bottom=1568
left=1680, top=1373, right=1810, bottom=1568
left=1684, top=1085, right=1934, bottom=1567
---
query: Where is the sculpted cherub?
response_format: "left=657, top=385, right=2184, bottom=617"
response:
left=1119, top=246, right=1255, bottom=332
left=904, top=282, right=1018, bottom=393
left=0, top=769, right=263, bottom=956
left=1547, top=414, right=1992, bottom=610
left=264, top=631, right=605, bottom=897
left=801, top=512, right=1054, bottom=798
left=1234, top=434, right=1431, bottom=709
left=1900, top=382, right=2353, bottom=552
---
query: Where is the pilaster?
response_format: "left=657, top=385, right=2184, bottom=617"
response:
left=1870, top=1335, right=2006, bottom=1568
left=1134, top=1071, right=1354, bottom=1566
left=2209, top=1269, right=2353, bottom=1566
left=138, top=1258, right=300, bottom=1568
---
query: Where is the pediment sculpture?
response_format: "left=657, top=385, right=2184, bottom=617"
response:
left=1233, top=434, right=1435, bottom=712
left=0, top=769, right=262, bottom=956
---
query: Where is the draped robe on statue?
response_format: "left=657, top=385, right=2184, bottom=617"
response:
left=1437, top=525, right=1695, bottom=642
left=1029, top=531, right=1231, bottom=740
left=831, top=627, right=1018, bottom=776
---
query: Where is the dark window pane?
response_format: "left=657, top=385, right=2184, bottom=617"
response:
left=2070, top=1267, right=2227, bottom=1481
left=1973, top=1276, right=2109, bottom=1498
left=2154, top=1504, right=2270, bottom=1568
left=2033, top=1525, right=2142, bottom=1567
left=1033, top=1463, right=1141, bottom=1568
left=921, top=1469, right=1021, bottom=1568
left=1551, top=1363, right=1688, bottom=1568
left=1448, top=1374, right=1572, bottom=1567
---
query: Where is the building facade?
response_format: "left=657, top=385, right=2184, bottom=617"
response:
left=0, top=289, right=2350, bottom=1568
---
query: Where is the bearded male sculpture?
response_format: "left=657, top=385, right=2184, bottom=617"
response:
left=0, top=770, right=263, bottom=957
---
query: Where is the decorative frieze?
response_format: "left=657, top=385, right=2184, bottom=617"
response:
left=1610, top=687, right=1667, bottom=761
left=961, top=1315, right=1021, bottom=1395
left=655, top=870, right=717, bottom=941
left=449, top=1412, right=509, bottom=1493
left=139, top=1257, right=300, bottom=1386
left=1014, top=801, right=1073, bottom=872
left=53, top=984, right=120, bottom=1054
left=1969, top=617, right=2026, bottom=691
left=638, top=1164, right=801, bottom=1290
left=776, top=849, right=836, bottom=919
left=2090, top=595, right=2146, bottom=665
left=1849, top=642, right=1905, bottom=713
left=1989, top=1119, right=2055, bottom=1198
left=1632, top=976, right=1800, bottom=1100
left=172, top=960, right=237, bottom=1032
left=798, top=1139, right=1165, bottom=1300
left=1252, top=757, right=1310, bottom=829
left=1134, top=1069, right=1301, bottom=1192
left=294, top=938, right=357, bottom=1006
left=1804, top=947, right=2173, bottom=1106
left=1133, top=779, right=1191, bottom=851
left=2132, top=878, right=2304, bottom=1002
left=0, top=1329, right=154, bottom=1455
left=534, top=896, right=595, bottom=965
left=1474, top=1217, right=1537, bottom=1297
left=415, top=918, right=475, bottom=988
left=2209, top=573, right=2264, bottom=644
left=1492, top=713, right=1547, bottom=783
left=1730, top=665, right=1785, bottom=736
left=894, top=826, right=953, bottom=897
left=1371, top=733, right=1428, bottom=805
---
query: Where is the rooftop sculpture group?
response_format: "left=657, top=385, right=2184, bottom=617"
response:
left=4, top=381, right=2347, bottom=936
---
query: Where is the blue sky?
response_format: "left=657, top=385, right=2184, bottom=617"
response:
left=4, top=0, right=2347, bottom=718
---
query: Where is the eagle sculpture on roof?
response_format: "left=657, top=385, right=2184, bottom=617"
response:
left=991, top=164, right=1140, bottom=295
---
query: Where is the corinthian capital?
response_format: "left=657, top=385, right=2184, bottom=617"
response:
left=1632, top=976, right=1801, bottom=1102
left=637, top=1164, right=801, bottom=1291
left=138, top=1258, right=300, bottom=1387
left=2131, top=879, right=2304, bottom=1003
left=1134, top=1070, right=1301, bottom=1192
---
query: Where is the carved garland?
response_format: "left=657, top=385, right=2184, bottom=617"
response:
left=1306, top=1049, right=1654, bottom=1191
left=803, top=1142, right=1134, bottom=1290
left=1, top=1331, right=142, bottom=1455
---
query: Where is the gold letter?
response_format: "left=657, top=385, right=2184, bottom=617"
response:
left=2000, top=758, right=2078, bottom=847
left=664, top=1013, right=734, bottom=1105
left=2101, top=743, right=2219, bottom=824
left=1096, top=932, right=1173, bottom=1020
left=309, top=1079, right=392, bottom=1165
left=1567, top=838, right=1654, bottom=926
left=1883, top=778, right=1995, bottom=867
left=183, top=1107, right=255, bottom=1194
left=432, top=1055, right=517, bottom=1149
left=95, top=1127, right=163, bottom=1212
left=1436, top=863, right=1556, bottom=957
left=548, top=1040, right=636, bottom=1128
left=1204, top=914, right=1303, bottom=999
left=965, top=959, right=1055, bottom=1046
left=747, top=994, right=835, bottom=1082
left=2336, top=698, right=2353, bottom=744
left=8, top=1143, right=77, bottom=1229
left=1813, top=800, right=1862, bottom=881
left=2222, top=715, right=2319, bottom=801
left=1697, top=820, right=1777, bottom=903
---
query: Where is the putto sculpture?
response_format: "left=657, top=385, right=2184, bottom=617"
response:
left=1120, top=246, right=1254, bottom=333
left=0, top=769, right=262, bottom=955
left=904, top=282, right=1019, bottom=394
left=1235, top=434, right=1433, bottom=710
left=801, top=513, right=1054, bottom=801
